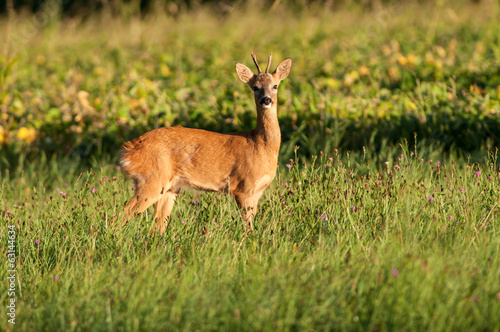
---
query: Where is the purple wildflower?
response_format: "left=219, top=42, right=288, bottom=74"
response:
left=428, top=196, right=434, bottom=202
left=474, top=171, right=481, bottom=176
left=375, top=180, right=381, bottom=185
left=286, top=164, right=292, bottom=168
left=91, top=187, right=98, bottom=194
left=321, top=213, right=328, bottom=221
left=35, top=239, right=40, bottom=244
left=391, top=268, right=400, bottom=277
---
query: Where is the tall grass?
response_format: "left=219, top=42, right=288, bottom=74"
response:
left=1, top=146, right=499, bottom=330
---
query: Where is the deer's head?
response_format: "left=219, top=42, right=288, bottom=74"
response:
left=235, top=53, right=292, bottom=110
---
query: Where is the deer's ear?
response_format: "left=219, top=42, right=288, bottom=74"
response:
left=273, top=58, right=292, bottom=81
left=235, top=63, right=255, bottom=84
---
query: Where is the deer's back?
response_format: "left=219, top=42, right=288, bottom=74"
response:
left=120, top=126, right=278, bottom=194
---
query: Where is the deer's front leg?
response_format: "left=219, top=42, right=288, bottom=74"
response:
left=233, top=193, right=259, bottom=231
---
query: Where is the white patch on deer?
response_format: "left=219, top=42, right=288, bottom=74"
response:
left=254, top=174, right=272, bottom=194
left=121, top=159, right=131, bottom=169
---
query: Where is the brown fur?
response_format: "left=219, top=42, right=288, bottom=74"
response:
left=112, top=54, right=292, bottom=233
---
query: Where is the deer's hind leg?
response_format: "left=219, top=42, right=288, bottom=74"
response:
left=153, top=191, right=177, bottom=234
left=114, top=178, right=164, bottom=228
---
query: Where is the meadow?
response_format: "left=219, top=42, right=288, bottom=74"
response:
left=1, top=0, right=500, bottom=330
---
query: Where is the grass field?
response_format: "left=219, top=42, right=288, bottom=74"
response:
left=1, top=145, right=500, bottom=330
left=1, top=1, right=500, bottom=330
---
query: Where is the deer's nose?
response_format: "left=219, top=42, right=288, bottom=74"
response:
left=260, top=97, right=273, bottom=106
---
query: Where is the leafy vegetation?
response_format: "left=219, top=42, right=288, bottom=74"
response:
left=1, top=1, right=500, bottom=330
left=1, top=1, right=500, bottom=168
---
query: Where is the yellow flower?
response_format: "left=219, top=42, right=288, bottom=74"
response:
left=407, top=54, right=417, bottom=66
left=470, top=84, right=486, bottom=96
left=397, top=54, right=408, bottom=66
left=326, top=78, right=341, bottom=88
left=0, top=126, right=6, bottom=144
left=17, top=127, right=36, bottom=144
left=344, top=71, right=360, bottom=87
left=160, top=64, right=171, bottom=76
left=359, top=65, right=370, bottom=76
left=406, top=100, right=417, bottom=111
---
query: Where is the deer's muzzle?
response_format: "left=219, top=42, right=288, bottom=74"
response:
left=260, top=97, right=273, bottom=107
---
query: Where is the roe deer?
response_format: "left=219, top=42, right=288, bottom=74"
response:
left=112, top=53, right=292, bottom=233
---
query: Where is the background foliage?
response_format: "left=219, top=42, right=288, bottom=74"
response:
left=1, top=0, right=500, bottom=170
left=0, top=0, right=487, bottom=17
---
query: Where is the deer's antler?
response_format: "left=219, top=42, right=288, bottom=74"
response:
left=265, top=53, right=272, bottom=74
left=251, top=52, right=262, bottom=74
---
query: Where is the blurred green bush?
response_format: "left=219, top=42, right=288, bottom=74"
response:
left=0, top=0, right=499, bottom=168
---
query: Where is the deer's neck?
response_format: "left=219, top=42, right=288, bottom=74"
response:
left=255, top=105, right=281, bottom=151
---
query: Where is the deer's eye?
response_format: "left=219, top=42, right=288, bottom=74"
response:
left=273, top=85, right=278, bottom=89
left=252, top=86, right=259, bottom=92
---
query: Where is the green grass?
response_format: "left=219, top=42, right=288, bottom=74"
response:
left=1, top=146, right=499, bottom=331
